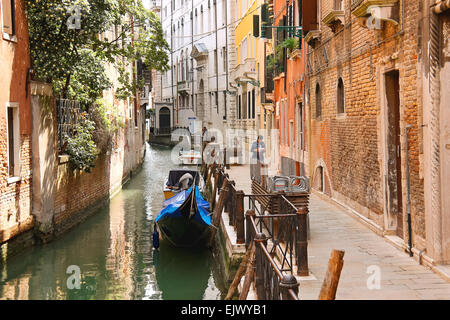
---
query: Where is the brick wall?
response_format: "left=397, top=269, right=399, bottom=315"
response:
left=306, top=0, right=425, bottom=241
left=0, top=0, right=34, bottom=246
left=52, top=105, right=145, bottom=236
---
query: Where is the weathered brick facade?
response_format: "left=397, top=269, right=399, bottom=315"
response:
left=30, top=84, right=146, bottom=242
left=1, top=1, right=146, bottom=262
left=305, top=0, right=425, bottom=244
left=0, top=0, right=34, bottom=247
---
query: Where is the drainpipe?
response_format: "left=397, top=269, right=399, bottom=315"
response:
left=191, top=0, right=194, bottom=114
left=215, top=0, right=219, bottom=115
left=405, top=124, right=413, bottom=257
left=225, top=0, right=228, bottom=121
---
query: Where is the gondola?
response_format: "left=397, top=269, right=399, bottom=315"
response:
left=163, top=169, right=205, bottom=200
left=155, top=178, right=212, bottom=248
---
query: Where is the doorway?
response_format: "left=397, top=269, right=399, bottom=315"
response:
left=159, top=107, right=171, bottom=135
left=385, top=70, right=403, bottom=238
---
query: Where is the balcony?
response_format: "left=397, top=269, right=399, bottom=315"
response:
left=351, top=0, right=399, bottom=28
left=233, top=58, right=258, bottom=86
left=434, top=0, right=450, bottom=14
left=177, top=80, right=191, bottom=93
left=323, top=10, right=344, bottom=28
left=305, top=30, right=321, bottom=47
left=323, top=1, right=345, bottom=32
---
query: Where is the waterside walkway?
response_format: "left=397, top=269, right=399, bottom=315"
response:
left=224, top=164, right=450, bottom=300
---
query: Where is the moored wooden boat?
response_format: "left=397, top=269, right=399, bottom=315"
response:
left=155, top=185, right=212, bottom=247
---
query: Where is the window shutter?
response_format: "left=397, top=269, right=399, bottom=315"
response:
left=2, top=0, right=14, bottom=35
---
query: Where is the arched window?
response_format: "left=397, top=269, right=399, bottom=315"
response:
left=315, top=83, right=322, bottom=119
left=337, top=77, right=345, bottom=114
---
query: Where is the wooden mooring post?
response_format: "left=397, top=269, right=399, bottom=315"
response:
left=235, top=190, right=245, bottom=244
left=239, top=243, right=256, bottom=300
left=224, top=242, right=254, bottom=300
left=207, top=179, right=229, bottom=248
left=318, top=249, right=345, bottom=300
left=296, top=206, right=309, bottom=276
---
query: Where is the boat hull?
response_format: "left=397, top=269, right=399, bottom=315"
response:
left=156, top=216, right=211, bottom=248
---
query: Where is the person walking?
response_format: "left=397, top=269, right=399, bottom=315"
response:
left=250, top=135, right=266, bottom=181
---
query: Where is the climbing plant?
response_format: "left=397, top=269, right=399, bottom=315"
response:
left=65, top=113, right=99, bottom=173
left=26, top=0, right=170, bottom=172
left=26, top=0, right=170, bottom=104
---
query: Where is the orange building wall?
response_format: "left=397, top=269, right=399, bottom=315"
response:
left=273, top=0, right=306, bottom=176
left=0, top=0, right=33, bottom=244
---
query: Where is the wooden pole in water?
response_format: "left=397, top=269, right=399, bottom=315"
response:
left=211, top=169, right=220, bottom=210
left=318, top=249, right=345, bottom=300
left=238, top=242, right=256, bottom=300
left=224, top=241, right=254, bottom=300
left=296, top=206, right=309, bottom=276
left=235, top=190, right=245, bottom=244
left=207, top=179, right=229, bottom=248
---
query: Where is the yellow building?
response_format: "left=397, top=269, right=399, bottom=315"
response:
left=232, top=0, right=268, bottom=150
left=230, top=0, right=278, bottom=167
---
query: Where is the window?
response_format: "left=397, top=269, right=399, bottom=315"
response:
left=334, top=0, right=344, bottom=11
left=222, top=0, right=226, bottom=26
left=337, top=77, right=345, bottom=114
left=214, top=49, right=217, bottom=74
left=280, top=100, right=284, bottom=143
left=242, top=37, right=247, bottom=61
left=284, top=100, right=288, bottom=144
left=2, top=0, right=16, bottom=36
left=238, top=44, right=241, bottom=64
left=222, top=46, right=227, bottom=73
left=200, top=7, right=204, bottom=34
left=238, top=95, right=242, bottom=119
left=315, top=83, right=322, bottom=119
left=247, top=90, right=251, bottom=119
left=298, top=102, right=304, bottom=150
left=248, top=33, right=252, bottom=58
left=252, top=89, right=255, bottom=119
left=223, top=91, right=227, bottom=119
left=213, top=1, right=216, bottom=28
left=7, top=102, right=20, bottom=177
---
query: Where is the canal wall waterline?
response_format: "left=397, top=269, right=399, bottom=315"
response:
left=1, top=82, right=147, bottom=266
left=0, top=156, right=145, bottom=267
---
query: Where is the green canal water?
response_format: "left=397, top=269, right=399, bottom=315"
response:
left=0, top=145, right=225, bottom=300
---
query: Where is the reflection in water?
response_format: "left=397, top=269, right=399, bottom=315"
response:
left=0, top=145, right=223, bottom=300
left=154, top=242, right=220, bottom=300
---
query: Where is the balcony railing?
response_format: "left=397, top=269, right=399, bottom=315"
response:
left=233, top=58, right=257, bottom=83
left=177, top=80, right=191, bottom=92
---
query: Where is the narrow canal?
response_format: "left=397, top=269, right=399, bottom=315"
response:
left=0, top=145, right=225, bottom=300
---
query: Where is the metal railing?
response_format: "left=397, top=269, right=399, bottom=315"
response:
left=56, top=99, right=83, bottom=151
left=247, top=212, right=299, bottom=300
left=204, top=164, right=309, bottom=300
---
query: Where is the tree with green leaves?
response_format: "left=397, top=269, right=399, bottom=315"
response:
left=26, top=0, right=170, bottom=104
left=26, top=0, right=169, bottom=172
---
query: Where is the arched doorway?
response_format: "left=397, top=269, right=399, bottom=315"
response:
left=159, top=107, right=171, bottom=135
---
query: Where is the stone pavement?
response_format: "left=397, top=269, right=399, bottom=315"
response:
left=225, top=164, right=450, bottom=300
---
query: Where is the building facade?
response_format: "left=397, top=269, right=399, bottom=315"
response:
left=151, top=0, right=237, bottom=141
left=302, top=0, right=450, bottom=267
left=0, top=0, right=34, bottom=247
left=270, top=0, right=307, bottom=176
left=420, top=0, right=450, bottom=265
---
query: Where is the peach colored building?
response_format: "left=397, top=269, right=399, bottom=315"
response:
left=0, top=0, right=34, bottom=257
